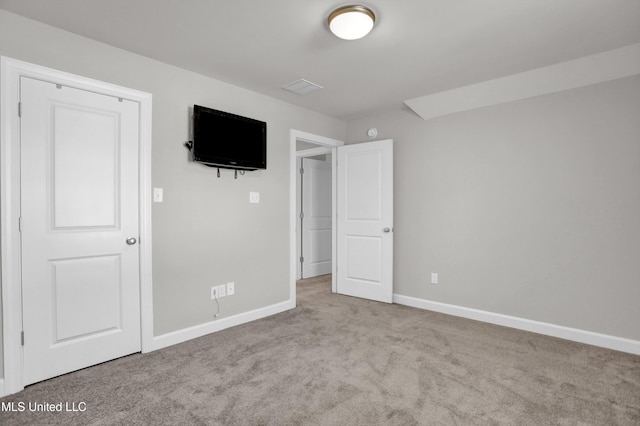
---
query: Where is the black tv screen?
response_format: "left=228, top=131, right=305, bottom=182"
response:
left=192, top=105, right=267, bottom=170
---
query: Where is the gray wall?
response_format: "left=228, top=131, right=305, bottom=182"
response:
left=0, top=10, right=346, bottom=378
left=347, top=75, right=640, bottom=341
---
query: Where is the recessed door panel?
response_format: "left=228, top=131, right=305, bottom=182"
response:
left=51, top=255, right=122, bottom=343
left=309, top=229, right=332, bottom=264
left=310, top=164, right=332, bottom=216
left=52, top=105, right=119, bottom=229
left=346, top=150, right=382, bottom=221
left=345, top=235, right=382, bottom=283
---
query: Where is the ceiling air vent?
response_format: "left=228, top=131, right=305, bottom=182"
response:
left=282, top=79, right=324, bottom=96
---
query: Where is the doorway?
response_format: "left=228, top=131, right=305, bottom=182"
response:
left=290, top=130, right=343, bottom=304
left=289, top=131, right=394, bottom=306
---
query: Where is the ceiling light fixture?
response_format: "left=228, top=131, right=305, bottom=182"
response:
left=328, top=5, right=376, bottom=40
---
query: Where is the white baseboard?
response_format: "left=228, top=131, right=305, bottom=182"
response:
left=393, top=294, right=640, bottom=355
left=0, top=378, right=5, bottom=398
left=149, top=299, right=295, bottom=352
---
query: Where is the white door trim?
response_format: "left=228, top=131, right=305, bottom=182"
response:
left=0, top=57, right=153, bottom=397
left=290, top=130, right=343, bottom=304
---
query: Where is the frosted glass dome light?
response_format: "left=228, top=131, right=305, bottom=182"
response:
left=328, top=5, right=376, bottom=40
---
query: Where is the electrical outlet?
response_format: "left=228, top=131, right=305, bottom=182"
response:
left=211, top=286, right=219, bottom=299
left=227, top=281, right=235, bottom=296
left=218, top=284, right=226, bottom=298
left=431, top=273, right=438, bottom=285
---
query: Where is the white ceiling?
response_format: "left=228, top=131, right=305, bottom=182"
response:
left=2, top=0, right=640, bottom=120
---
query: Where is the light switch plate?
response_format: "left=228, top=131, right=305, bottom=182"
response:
left=153, top=188, right=164, bottom=203
left=249, top=192, right=260, bottom=203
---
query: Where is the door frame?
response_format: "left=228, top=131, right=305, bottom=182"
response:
left=290, top=130, right=343, bottom=304
left=0, top=57, right=153, bottom=396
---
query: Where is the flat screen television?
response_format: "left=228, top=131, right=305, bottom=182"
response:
left=192, top=105, right=267, bottom=170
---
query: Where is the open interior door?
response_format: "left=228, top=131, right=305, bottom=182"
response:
left=336, top=139, right=393, bottom=303
left=301, top=157, right=333, bottom=278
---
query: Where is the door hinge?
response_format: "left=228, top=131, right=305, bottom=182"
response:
left=18, top=102, right=22, bottom=117
left=18, top=217, right=23, bottom=232
left=300, top=256, right=304, bottom=263
left=299, top=211, right=304, bottom=220
left=21, top=331, right=24, bottom=346
left=300, top=167, right=304, bottom=175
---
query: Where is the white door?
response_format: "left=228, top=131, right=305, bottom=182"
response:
left=20, top=77, right=141, bottom=385
left=301, top=157, right=332, bottom=278
left=337, top=140, right=393, bottom=303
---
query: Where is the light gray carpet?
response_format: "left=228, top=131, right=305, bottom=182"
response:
left=1, top=275, right=639, bottom=425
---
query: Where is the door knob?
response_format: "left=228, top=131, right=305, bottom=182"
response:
left=383, top=228, right=391, bottom=233
left=126, top=237, right=137, bottom=245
